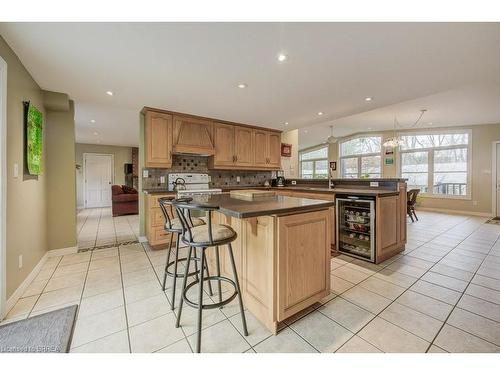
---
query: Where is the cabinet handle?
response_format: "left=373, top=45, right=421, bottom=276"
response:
left=235, top=155, right=238, bottom=162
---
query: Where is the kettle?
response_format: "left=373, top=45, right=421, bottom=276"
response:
left=172, top=177, right=186, bottom=192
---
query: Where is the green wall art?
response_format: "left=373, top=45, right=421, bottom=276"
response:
left=24, top=101, right=43, bottom=175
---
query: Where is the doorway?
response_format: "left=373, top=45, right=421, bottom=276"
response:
left=0, top=56, right=7, bottom=319
left=83, top=153, right=114, bottom=208
left=493, top=142, right=500, bottom=218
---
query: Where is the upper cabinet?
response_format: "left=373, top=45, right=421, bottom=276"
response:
left=143, top=107, right=281, bottom=170
left=144, top=111, right=173, bottom=168
left=172, top=116, right=215, bottom=155
left=212, top=123, right=235, bottom=167
left=253, top=130, right=282, bottom=169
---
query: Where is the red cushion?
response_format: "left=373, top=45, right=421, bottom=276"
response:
left=122, top=185, right=138, bottom=194
left=111, top=185, right=124, bottom=195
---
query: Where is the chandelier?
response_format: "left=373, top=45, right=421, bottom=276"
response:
left=383, top=109, right=427, bottom=148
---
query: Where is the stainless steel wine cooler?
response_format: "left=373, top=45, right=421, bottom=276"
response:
left=336, top=195, right=375, bottom=262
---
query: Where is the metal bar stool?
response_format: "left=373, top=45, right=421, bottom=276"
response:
left=158, top=197, right=213, bottom=310
left=172, top=198, right=248, bottom=353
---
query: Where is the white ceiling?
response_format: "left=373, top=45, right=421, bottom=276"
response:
left=0, top=22, right=499, bottom=147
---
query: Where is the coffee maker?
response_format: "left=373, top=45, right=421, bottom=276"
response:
left=275, top=170, right=285, bottom=187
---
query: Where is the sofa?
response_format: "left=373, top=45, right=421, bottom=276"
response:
left=111, top=185, right=138, bottom=217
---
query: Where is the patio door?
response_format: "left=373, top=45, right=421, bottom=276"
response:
left=84, top=153, right=113, bottom=208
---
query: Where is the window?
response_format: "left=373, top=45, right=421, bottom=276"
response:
left=399, top=132, right=470, bottom=197
left=300, top=146, right=328, bottom=179
left=340, top=136, right=382, bottom=178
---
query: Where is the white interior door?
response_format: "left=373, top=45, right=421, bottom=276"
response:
left=496, top=143, right=500, bottom=217
left=84, top=154, right=113, bottom=208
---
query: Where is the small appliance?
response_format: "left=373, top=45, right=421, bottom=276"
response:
left=167, top=173, right=222, bottom=198
left=275, top=170, right=285, bottom=187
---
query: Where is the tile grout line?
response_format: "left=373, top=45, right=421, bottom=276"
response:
left=116, top=244, right=133, bottom=353
left=426, top=233, right=500, bottom=351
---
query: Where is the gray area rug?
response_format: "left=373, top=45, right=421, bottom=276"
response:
left=0, top=305, right=78, bottom=353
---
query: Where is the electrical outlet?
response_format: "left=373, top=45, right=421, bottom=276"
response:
left=13, top=163, right=19, bottom=178
left=291, top=180, right=297, bottom=185
left=143, top=170, right=149, bottom=178
left=236, top=176, right=241, bottom=183
left=18, top=255, right=23, bottom=269
left=160, top=176, right=165, bottom=183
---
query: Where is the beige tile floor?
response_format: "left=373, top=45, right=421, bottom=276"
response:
left=77, top=208, right=139, bottom=250
left=2, top=211, right=500, bottom=353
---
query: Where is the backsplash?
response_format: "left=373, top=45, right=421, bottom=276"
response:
left=142, top=155, right=274, bottom=190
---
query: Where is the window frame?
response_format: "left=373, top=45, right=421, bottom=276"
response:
left=339, top=135, right=383, bottom=179
left=299, top=145, right=329, bottom=179
left=397, top=129, right=472, bottom=200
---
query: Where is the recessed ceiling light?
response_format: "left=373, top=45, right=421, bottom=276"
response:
left=428, top=122, right=433, bottom=125
left=237, top=83, right=247, bottom=89
left=284, top=122, right=289, bottom=126
left=277, top=53, right=288, bottom=62
left=317, top=112, right=324, bottom=116
left=93, top=131, right=99, bottom=136
left=90, top=119, right=96, bottom=123
left=106, top=91, right=114, bottom=96
left=365, top=97, right=373, bottom=102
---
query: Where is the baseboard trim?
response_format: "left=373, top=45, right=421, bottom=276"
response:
left=47, top=246, right=78, bottom=257
left=4, top=252, right=49, bottom=317
left=138, top=236, right=148, bottom=243
left=417, top=207, right=492, bottom=217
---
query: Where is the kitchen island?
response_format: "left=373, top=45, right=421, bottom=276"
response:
left=186, top=193, right=334, bottom=334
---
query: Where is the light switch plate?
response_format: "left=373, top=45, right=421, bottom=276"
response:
left=291, top=180, right=297, bottom=185
left=370, top=182, right=379, bottom=187
left=143, top=170, right=149, bottom=178
left=13, top=163, right=19, bottom=178
left=160, top=176, right=165, bottom=183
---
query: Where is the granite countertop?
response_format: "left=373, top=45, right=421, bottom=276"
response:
left=143, top=186, right=399, bottom=197
left=184, top=193, right=334, bottom=219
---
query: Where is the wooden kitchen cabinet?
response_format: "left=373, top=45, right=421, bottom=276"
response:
left=172, top=115, right=215, bottom=155
left=142, top=106, right=281, bottom=171
left=212, top=123, right=235, bottom=167
left=145, top=193, right=176, bottom=249
left=253, top=130, right=281, bottom=169
left=144, top=111, right=173, bottom=168
left=234, top=126, right=254, bottom=167
left=210, top=124, right=280, bottom=170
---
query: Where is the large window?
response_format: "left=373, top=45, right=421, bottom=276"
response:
left=340, top=136, right=382, bottom=178
left=399, top=132, right=470, bottom=197
left=300, top=146, right=328, bottom=179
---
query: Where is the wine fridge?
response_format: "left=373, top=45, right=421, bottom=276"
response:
left=336, top=195, right=375, bottom=262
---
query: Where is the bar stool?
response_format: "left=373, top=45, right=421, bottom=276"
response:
left=158, top=197, right=212, bottom=310
left=172, top=198, right=248, bottom=353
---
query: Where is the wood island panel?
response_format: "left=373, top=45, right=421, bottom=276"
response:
left=207, top=208, right=331, bottom=334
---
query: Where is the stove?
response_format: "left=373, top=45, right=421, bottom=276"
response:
left=168, top=173, right=222, bottom=198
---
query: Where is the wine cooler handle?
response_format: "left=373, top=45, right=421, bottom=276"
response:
left=347, top=196, right=359, bottom=200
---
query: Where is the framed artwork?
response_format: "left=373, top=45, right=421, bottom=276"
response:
left=385, top=157, right=394, bottom=166
left=281, top=143, right=292, bottom=157
left=385, top=146, right=394, bottom=155
left=329, top=161, right=337, bottom=171
left=24, top=101, right=43, bottom=175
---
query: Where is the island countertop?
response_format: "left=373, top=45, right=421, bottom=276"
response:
left=185, top=193, right=334, bottom=219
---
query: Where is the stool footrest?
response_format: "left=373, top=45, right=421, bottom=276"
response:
left=165, top=257, right=201, bottom=278
left=182, top=276, right=237, bottom=310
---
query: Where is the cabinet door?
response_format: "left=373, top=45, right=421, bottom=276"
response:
left=268, top=131, right=282, bottom=168
left=213, top=123, right=235, bottom=167
left=145, top=111, right=172, bottom=168
left=172, top=116, right=214, bottom=155
left=376, top=196, right=400, bottom=263
left=234, top=126, right=254, bottom=167
left=253, top=130, right=269, bottom=168
left=277, top=210, right=331, bottom=320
